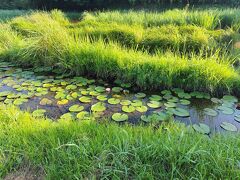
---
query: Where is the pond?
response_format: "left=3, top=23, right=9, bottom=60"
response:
left=0, top=61, right=239, bottom=134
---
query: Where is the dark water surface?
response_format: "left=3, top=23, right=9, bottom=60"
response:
left=0, top=62, right=239, bottom=134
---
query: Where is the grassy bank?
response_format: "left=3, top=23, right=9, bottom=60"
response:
left=0, top=10, right=240, bottom=96
left=0, top=105, right=240, bottom=179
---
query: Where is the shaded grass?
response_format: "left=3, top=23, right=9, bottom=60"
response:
left=0, top=105, right=240, bottom=179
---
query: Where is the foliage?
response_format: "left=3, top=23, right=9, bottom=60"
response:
left=0, top=105, right=240, bottom=179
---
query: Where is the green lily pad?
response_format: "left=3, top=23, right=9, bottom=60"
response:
left=141, top=115, right=151, bottom=123
left=112, top=113, right=128, bottom=122
left=136, top=106, right=148, bottom=113
left=234, top=115, right=240, bottom=123
left=89, top=91, right=100, bottom=96
left=173, top=108, right=189, bottom=117
left=69, top=105, right=84, bottom=112
left=135, top=93, right=146, bottom=99
left=178, top=92, right=191, bottom=99
left=95, top=86, right=105, bottom=93
left=77, top=111, right=91, bottom=120
left=149, top=95, right=162, bottom=101
left=131, top=100, right=143, bottom=107
left=122, top=105, right=135, bottom=113
left=97, top=95, right=108, bottom=101
left=7, top=93, right=21, bottom=99
left=157, top=112, right=169, bottom=121
left=13, top=98, right=28, bottom=106
left=193, top=123, right=210, bottom=134
left=218, top=106, right=234, bottom=115
left=211, top=97, right=222, bottom=104
left=168, top=97, right=179, bottom=103
left=71, top=92, right=80, bottom=99
left=108, top=98, right=120, bottom=105
left=164, top=102, right=176, bottom=108
left=32, top=109, right=46, bottom=118
left=161, top=90, right=171, bottom=95
left=112, top=87, right=123, bottom=93
left=220, top=122, right=237, bottom=132
left=79, top=96, right=91, bottom=103
left=81, top=90, right=89, bottom=95
left=57, top=99, right=69, bottom=105
left=180, top=99, right=190, bottom=105
left=40, top=98, right=53, bottom=106
left=60, top=113, right=73, bottom=120
left=0, top=91, right=11, bottom=97
left=147, top=101, right=162, bottom=109
left=120, top=100, right=131, bottom=106
left=222, top=95, right=238, bottom=103
left=91, top=102, right=106, bottom=112
left=204, top=108, right=218, bottom=117
left=55, top=92, right=66, bottom=100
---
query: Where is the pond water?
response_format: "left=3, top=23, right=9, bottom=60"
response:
left=0, top=61, right=239, bottom=134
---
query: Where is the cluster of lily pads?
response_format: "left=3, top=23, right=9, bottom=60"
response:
left=0, top=62, right=239, bottom=134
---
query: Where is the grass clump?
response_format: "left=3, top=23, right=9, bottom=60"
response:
left=0, top=105, right=240, bottom=179
left=72, top=20, right=232, bottom=53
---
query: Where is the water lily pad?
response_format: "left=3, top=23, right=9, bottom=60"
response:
left=220, top=122, right=237, bottom=132
left=141, top=115, right=151, bottom=123
left=13, top=98, right=28, bottom=106
left=81, top=90, right=89, bottom=95
left=88, top=90, right=99, bottom=96
left=79, top=96, right=91, bottom=103
left=193, top=123, right=210, bottom=134
left=32, top=109, right=46, bottom=118
left=161, top=90, right=171, bottom=95
left=204, top=108, right=218, bottom=117
left=120, top=100, right=131, bottom=106
left=112, top=113, right=128, bottom=122
left=168, top=97, right=179, bottom=103
left=57, top=99, right=69, bottom=105
left=211, top=97, right=222, bottom=104
left=55, top=92, right=66, bottom=100
left=235, top=115, right=240, bottom=123
left=69, top=104, right=84, bottom=112
left=0, top=91, right=11, bottom=97
left=71, top=92, right=80, bottom=99
left=164, top=102, right=176, bottom=108
left=131, top=100, right=143, bottom=107
left=157, top=112, right=169, bottom=121
left=77, top=111, right=91, bottom=120
left=147, top=101, right=162, bottom=109
left=180, top=99, right=190, bottom=105
left=97, top=95, right=108, bottom=101
left=95, top=86, right=105, bottom=93
left=108, top=98, right=120, bottom=105
left=178, top=92, right=191, bottom=99
left=136, top=106, right=148, bottom=113
left=173, top=108, right=189, bottom=117
left=218, top=106, right=234, bottom=115
left=91, top=102, right=106, bottom=112
left=149, top=95, right=162, bottom=101
left=222, top=95, right=238, bottom=103
left=7, top=93, right=21, bottom=99
left=40, top=98, right=52, bottom=106
left=122, top=105, right=135, bottom=113
left=112, top=87, right=123, bottom=93
left=135, top=93, right=146, bottom=99
left=60, top=113, right=73, bottom=120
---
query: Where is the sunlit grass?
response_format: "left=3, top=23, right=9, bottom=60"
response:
left=0, top=105, right=240, bottom=179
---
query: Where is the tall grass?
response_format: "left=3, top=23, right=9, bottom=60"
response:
left=82, top=8, right=240, bottom=31
left=0, top=11, right=239, bottom=96
left=0, top=105, right=240, bottom=179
